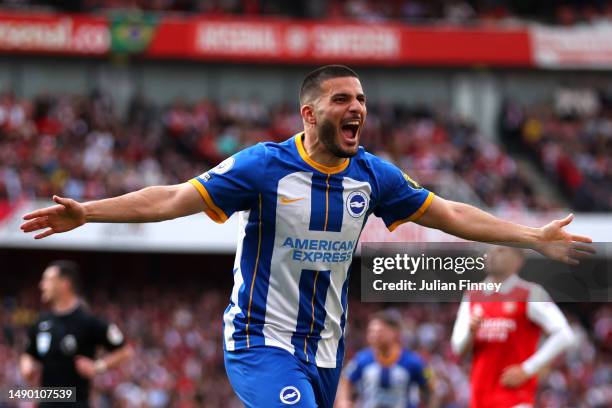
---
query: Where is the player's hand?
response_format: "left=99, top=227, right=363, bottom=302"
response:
left=20, top=195, right=86, bottom=239
left=500, top=364, right=529, bottom=388
left=469, top=313, right=483, bottom=335
left=20, top=356, right=39, bottom=383
left=535, top=214, right=594, bottom=265
left=74, top=356, right=97, bottom=379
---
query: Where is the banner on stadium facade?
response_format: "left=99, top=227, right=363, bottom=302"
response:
left=0, top=12, right=532, bottom=66
left=531, top=24, right=612, bottom=69
left=2, top=12, right=612, bottom=69
left=1, top=200, right=610, bottom=253
left=0, top=12, right=109, bottom=55
left=146, top=17, right=532, bottom=66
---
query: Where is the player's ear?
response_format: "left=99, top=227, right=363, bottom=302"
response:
left=301, top=104, right=316, bottom=125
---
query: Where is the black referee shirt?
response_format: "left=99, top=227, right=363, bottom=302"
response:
left=25, top=304, right=125, bottom=406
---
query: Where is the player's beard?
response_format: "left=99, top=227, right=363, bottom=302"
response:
left=318, top=118, right=358, bottom=159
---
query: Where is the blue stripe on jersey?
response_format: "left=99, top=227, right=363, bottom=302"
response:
left=291, top=269, right=332, bottom=363
left=380, top=367, right=391, bottom=389
left=245, top=194, right=278, bottom=348
left=326, top=175, right=344, bottom=232
left=335, top=265, right=351, bottom=364
left=231, top=206, right=260, bottom=348
left=309, top=174, right=344, bottom=232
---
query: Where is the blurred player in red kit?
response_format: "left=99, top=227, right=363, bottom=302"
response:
left=451, top=247, right=576, bottom=408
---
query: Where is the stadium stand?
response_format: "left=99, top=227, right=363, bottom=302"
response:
left=499, top=86, right=612, bottom=211
left=0, top=91, right=554, bottom=212
left=2, top=285, right=610, bottom=407
left=1, top=0, right=612, bottom=26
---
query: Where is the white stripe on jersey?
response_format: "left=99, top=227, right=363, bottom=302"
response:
left=315, top=177, right=372, bottom=366
left=224, top=210, right=250, bottom=351
left=263, top=172, right=314, bottom=354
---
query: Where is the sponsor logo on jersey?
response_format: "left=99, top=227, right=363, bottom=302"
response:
left=282, top=237, right=355, bottom=263
left=347, top=191, right=368, bottom=218
left=280, top=196, right=304, bottom=204
left=280, top=386, right=301, bottom=405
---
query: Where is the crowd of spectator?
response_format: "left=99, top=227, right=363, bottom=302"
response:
left=1, top=284, right=610, bottom=407
left=499, top=86, right=612, bottom=212
left=1, top=0, right=612, bottom=26
left=0, top=89, right=551, bottom=220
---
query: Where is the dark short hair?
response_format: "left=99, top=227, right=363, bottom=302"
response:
left=371, top=309, right=403, bottom=330
left=49, top=260, right=81, bottom=294
left=299, top=65, right=359, bottom=105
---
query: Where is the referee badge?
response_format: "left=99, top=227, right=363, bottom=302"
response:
left=36, top=332, right=51, bottom=356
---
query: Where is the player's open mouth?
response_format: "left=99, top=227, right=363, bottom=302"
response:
left=340, top=119, right=360, bottom=142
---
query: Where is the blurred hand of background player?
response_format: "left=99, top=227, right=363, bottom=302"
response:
left=469, top=313, right=483, bottom=335
left=20, top=196, right=86, bottom=239
left=500, top=364, right=529, bottom=388
left=74, top=356, right=97, bottom=379
left=535, top=214, right=594, bottom=265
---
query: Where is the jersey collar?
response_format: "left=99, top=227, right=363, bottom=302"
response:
left=295, top=132, right=350, bottom=174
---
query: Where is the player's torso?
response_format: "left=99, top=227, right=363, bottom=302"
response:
left=35, top=310, right=96, bottom=363
left=469, top=289, right=540, bottom=407
left=224, top=140, right=377, bottom=367
left=34, top=310, right=94, bottom=392
left=358, top=351, right=417, bottom=408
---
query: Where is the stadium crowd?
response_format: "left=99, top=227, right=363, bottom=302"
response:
left=1, top=286, right=610, bottom=407
left=0, top=89, right=555, bottom=221
left=499, top=86, right=612, bottom=212
left=0, top=0, right=611, bottom=26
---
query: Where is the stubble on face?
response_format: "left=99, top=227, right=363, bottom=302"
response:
left=317, top=116, right=356, bottom=159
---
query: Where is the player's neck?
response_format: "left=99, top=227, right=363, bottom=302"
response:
left=375, top=343, right=401, bottom=366
left=302, top=131, right=348, bottom=168
left=490, top=272, right=514, bottom=284
left=52, top=295, right=79, bottom=314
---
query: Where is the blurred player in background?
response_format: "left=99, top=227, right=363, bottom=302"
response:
left=451, top=247, right=576, bottom=408
left=21, top=65, right=591, bottom=407
left=336, top=309, right=440, bottom=408
left=19, top=260, right=133, bottom=407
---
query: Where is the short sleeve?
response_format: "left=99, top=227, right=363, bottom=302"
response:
left=89, top=317, right=125, bottom=351
left=189, top=144, right=266, bottom=223
left=25, top=323, right=39, bottom=360
left=343, top=355, right=365, bottom=384
left=371, top=159, right=434, bottom=231
left=406, top=355, right=428, bottom=387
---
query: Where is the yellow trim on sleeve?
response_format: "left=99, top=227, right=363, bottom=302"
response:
left=295, top=133, right=350, bottom=174
left=188, top=178, right=229, bottom=224
left=388, top=192, right=435, bottom=232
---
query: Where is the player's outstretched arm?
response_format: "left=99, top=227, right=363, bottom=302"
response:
left=75, top=344, right=134, bottom=379
left=415, top=196, right=593, bottom=264
left=21, top=183, right=205, bottom=239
